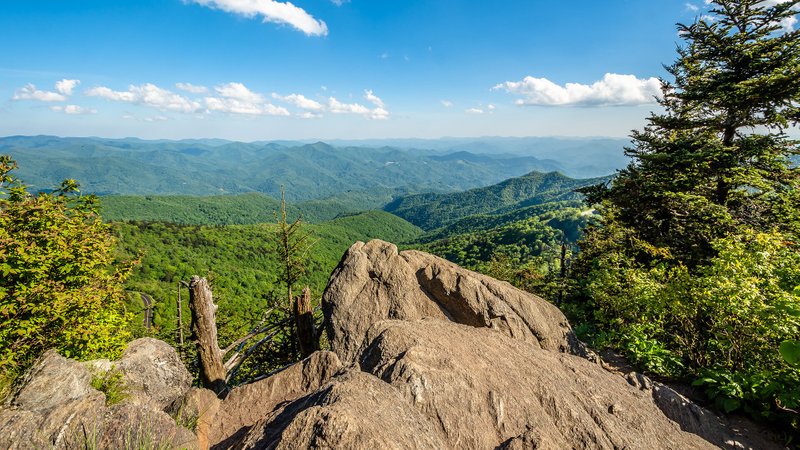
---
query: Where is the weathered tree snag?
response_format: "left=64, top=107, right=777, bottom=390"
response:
left=294, top=286, right=318, bottom=358
left=188, top=276, right=227, bottom=396
left=177, top=281, right=186, bottom=351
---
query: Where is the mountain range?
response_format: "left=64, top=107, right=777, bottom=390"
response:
left=1, top=135, right=627, bottom=200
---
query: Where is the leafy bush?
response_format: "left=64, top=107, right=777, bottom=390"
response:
left=0, top=156, right=133, bottom=379
left=576, top=229, right=800, bottom=424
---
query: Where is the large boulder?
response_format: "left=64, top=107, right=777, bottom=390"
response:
left=236, top=370, right=447, bottom=450
left=8, top=349, right=101, bottom=412
left=323, top=240, right=586, bottom=363
left=357, top=319, right=715, bottom=449
left=0, top=342, right=198, bottom=450
left=116, top=337, right=193, bottom=410
left=209, top=350, right=343, bottom=449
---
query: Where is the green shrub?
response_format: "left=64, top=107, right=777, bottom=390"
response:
left=90, top=366, right=130, bottom=406
left=0, top=156, right=133, bottom=380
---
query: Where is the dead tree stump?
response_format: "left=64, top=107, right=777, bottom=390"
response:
left=294, top=287, right=319, bottom=358
left=188, top=276, right=227, bottom=396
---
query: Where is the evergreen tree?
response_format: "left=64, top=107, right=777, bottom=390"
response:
left=588, top=0, right=800, bottom=267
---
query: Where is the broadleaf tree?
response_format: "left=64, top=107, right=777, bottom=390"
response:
left=0, top=156, right=133, bottom=388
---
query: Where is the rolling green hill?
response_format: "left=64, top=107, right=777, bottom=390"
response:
left=384, top=171, right=607, bottom=231
left=100, top=189, right=403, bottom=225
left=4, top=136, right=568, bottom=200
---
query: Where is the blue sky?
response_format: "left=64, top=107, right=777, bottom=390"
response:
left=0, top=0, right=789, bottom=140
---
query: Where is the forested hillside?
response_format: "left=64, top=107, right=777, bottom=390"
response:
left=101, top=190, right=400, bottom=224
left=114, top=210, right=422, bottom=347
left=385, top=171, right=605, bottom=230
left=565, top=1, right=800, bottom=434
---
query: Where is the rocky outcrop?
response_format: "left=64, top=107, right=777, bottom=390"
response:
left=323, top=240, right=587, bottom=363
left=8, top=349, right=101, bottom=412
left=0, top=339, right=197, bottom=450
left=237, top=370, right=448, bottom=450
left=116, top=337, right=193, bottom=410
left=2, top=240, right=781, bottom=449
left=626, top=373, right=783, bottom=450
left=209, top=351, right=342, bottom=449
left=357, top=319, right=713, bottom=449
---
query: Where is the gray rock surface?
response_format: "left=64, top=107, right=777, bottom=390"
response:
left=2, top=241, right=782, bottom=450
left=169, top=388, right=221, bottom=450
left=357, top=319, right=715, bottom=450
left=323, top=240, right=586, bottom=363
left=236, top=370, right=447, bottom=450
left=626, top=373, right=782, bottom=450
left=0, top=342, right=198, bottom=449
left=8, top=349, right=99, bottom=412
left=116, top=337, right=193, bottom=410
left=209, top=351, right=342, bottom=449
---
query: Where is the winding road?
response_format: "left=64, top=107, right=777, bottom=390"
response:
left=140, top=293, right=153, bottom=331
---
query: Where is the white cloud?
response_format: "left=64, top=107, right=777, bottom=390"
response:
left=86, top=83, right=202, bottom=113
left=187, top=0, right=328, bottom=36
left=487, top=104, right=496, bottom=111
left=144, top=115, right=169, bottom=122
left=493, top=73, right=662, bottom=107
left=205, top=96, right=289, bottom=116
left=686, top=3, right=699, bottom=11
left=441, top=100, right=453, bottom=108
left=331, top=0, right=348, bottom=5
left=369, top=107, right=389, bottom=120
left=465, top=108, right=484, bottom=114
left=380, top=52, right=389, bottom=59
left=781, top=15, right=798, bottom=30
left=272, top=93, right=324, bottom=111
left=766, top=0, right=799, bottom=32
left=85, top=86, right=137, bottom=102
left=328, top=96, right=388, bottom=120
left=298, top=111, right=322, bottom=119
left=176, top=82, right=209, bottom=94
left=55, top=79, right=80, bottom=96
left=205, top=82, right=289, bottom=116
left=12, top=83, right=67, bottom=102
left=272, top=90, right=389, bottom=119
left=49, top=104, right=96, bottom=115
left=328, top=97, right=371, bottom=115
left=364, top=90, right=385, bottom=108
left=213, top=82, right=264, bottom=103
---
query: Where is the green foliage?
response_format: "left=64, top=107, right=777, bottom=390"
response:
left=90, top=366, right=130, bottom=406
left=99, top=190, right=400, bottom=225
left=621, top=324, right=685, bottom=377
left=274, top=188, right=312, bottom=309
left=386, top=171, right=607, bottom=231
left=569, top=0, right=800, bottom=432
left=780, top=340, right=800, bottom=366
left=172, top=401, right=200, bottom=432
left=112, top=210, right=421, bottom=379
left=0, top=156, right=132, bottom=378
